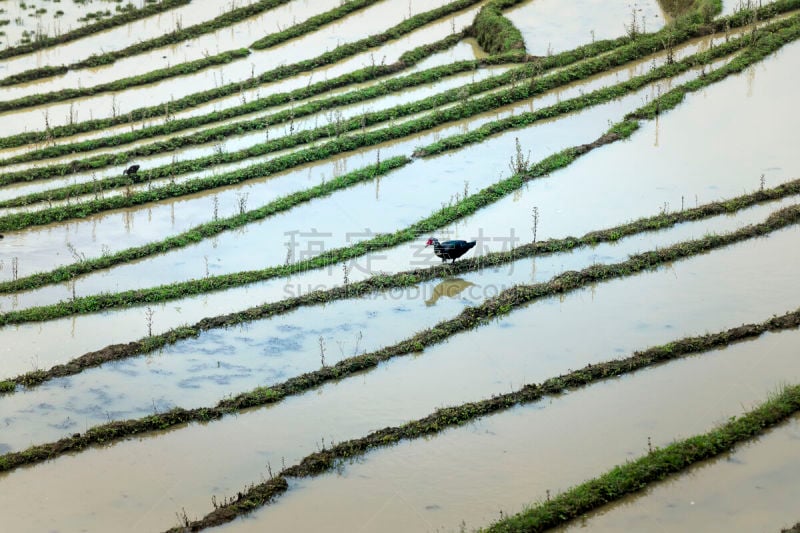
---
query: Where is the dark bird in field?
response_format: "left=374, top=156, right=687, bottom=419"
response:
left=123, top=164, right=140, bottom=176
left=425, top=237, right=477, bottom=264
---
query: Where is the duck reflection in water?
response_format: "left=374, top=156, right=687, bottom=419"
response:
left=425, top=278, right=476, bottom=306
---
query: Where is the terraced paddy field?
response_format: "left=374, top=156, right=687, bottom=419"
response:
left=1, top=0, right=799, bottom=531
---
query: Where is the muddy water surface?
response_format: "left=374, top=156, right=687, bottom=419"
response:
left=0, top=0, right=344, bottom=99
left=0, top=0, right=260, bottom=77
left=4, top=194, right=797, bottom=446
left=0, top=27, right=730, bottom=179
left=0, top=1, right=475, bottom=136
left=218, top=328, right=800, bottom=532
left=0, top=64, right=513, bottom=178
left=720, top=0, right=779, bottom=16
left=0, top=78, right=679, bottom=299
left=0, top=61, right=714, bottom=284
left=2, top=225, right=800, bottom=532
left=0, top=41, right=785, bottom=369
left=508, top=0, right=666, bottom=56
left=557, top=413, right=800, bottom=532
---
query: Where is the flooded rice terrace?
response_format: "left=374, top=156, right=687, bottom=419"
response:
left=1, top=0, right=799, bottom=531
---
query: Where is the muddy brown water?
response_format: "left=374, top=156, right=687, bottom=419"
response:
left=556, top=413, right=800, bottom=532
left=3, top=227, right=800, bottom=531
left=216, top=328, right=800, bottom=533
left=4, top=193, right=797, bottom=449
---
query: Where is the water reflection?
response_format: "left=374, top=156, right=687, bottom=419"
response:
left=424, top=278, right=476, bottom=306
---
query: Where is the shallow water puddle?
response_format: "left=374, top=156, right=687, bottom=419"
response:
left=557, top=413, right=800, bottom=532
left=508, top=0, right=666, bottom=56
left=3, top=193, right=797, bottom=446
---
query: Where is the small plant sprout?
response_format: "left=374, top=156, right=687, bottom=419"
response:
left=508, top=137, right=531, bottom=175
left=145, top=306, right=155, bottom=337
left=236, top=192, right=249, bottom=215
left=318, top=336, right=326, bottom=367
left=760, top=173, right=766, bottom=191
left=353, top=331, right=363, bottom=356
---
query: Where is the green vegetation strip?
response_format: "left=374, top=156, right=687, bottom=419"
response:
left=0, top=31, right=480, bottom=153
left=471, top=0, right=527, bottom=54
left=485, top=385, right=800, bottom=532
left=0, top=0, right=297, bottom=86
left=0, top=18, right=769, bottom=217
left=250, top=0, right=385, bottom=49
left=0, top=32, right=473, bottom=170
left=0, top=0, right=191, bottom=61
left=0, top=0, right=486, bottom=116
left=0, top=66, right=69, bottom=87
left=0, top=48, right=251, bottom=113
left=4, top=181, right=800, bottom=392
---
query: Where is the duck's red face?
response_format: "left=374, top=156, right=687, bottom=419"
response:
left=425, top=238, right=433, bottom=247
